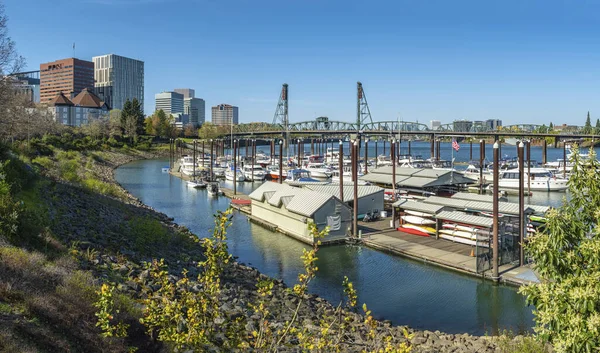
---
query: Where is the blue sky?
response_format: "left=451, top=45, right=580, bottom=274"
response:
left=5, top=0, right=600, bottom=126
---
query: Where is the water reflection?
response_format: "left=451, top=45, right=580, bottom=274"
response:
left=115, top=158, right=534, bottom=335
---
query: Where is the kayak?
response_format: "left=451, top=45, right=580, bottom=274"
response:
left=402, top=224, right=436, bottom=235
left=401, top=215, right=436, bottom=225
left=397, top=226, right=430, bottom=237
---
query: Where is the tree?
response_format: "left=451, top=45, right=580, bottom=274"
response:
left=108, top=109, right=122, bottom=137
left=123, top=113, right=138, bottom=144
left=130, top=98, right=145, bottom=135
left=183, top=124, right=196, bottom=137
left=198, top=122, right=218, bottom=140
left=549, top=122, right=554, bottom=130
left=120, top=100, right=133, bottom=133
left=521, top=146, right=600, bottom=352
left=595, top=119, right=600, bottom=135
left=144, top=116, right=154, bottom=135
left=583, top=111, right=592, bottom=134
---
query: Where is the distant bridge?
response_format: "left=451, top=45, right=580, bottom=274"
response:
left=225, top=83, right=585, bottom=139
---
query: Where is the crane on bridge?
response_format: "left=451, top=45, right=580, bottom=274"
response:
left=272, top=83, right=289, bottom=152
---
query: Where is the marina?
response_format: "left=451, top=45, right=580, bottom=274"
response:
left=116, top=158, right=536, bottom=335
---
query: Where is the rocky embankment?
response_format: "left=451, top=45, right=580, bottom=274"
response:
left=44, top=148, right=530, bottom=352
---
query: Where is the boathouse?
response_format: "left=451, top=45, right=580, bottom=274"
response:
left=359, top=166, right=475, bottom=193
left=249, top=183, right=352, bottom=244
left=302, top=184, right=385, bottom=216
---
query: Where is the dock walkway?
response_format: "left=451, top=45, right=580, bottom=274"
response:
left=359, top=220, right=539, bottom=286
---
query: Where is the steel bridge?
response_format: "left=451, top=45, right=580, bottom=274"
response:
left=226, top=83, right=584, bottom=138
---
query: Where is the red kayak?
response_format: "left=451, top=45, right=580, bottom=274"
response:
left=397, top=226, right=430, bottom=237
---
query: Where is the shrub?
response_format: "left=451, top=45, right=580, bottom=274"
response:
left=82, top=177, right=123, bottom=198
left=32, top=156, right=54, bottom=170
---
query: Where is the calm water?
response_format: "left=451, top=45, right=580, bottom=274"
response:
left=116, top=158, right=535, bottom=335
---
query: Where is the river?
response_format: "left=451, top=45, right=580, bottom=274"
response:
left=115, top=158, right=535, bottom=335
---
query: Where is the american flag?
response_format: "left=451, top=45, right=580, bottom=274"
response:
left=452, top=138, right=460, bottom=152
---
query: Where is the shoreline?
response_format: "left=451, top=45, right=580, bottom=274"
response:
left=106, top=149, right=535, bottom=351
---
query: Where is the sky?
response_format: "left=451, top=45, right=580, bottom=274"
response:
left=4, top=0, right=600, bottom=127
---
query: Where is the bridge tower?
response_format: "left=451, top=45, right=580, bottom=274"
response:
left=273, top=83, right=289, bottom=148
left=356, top=82, right=373, bottom=131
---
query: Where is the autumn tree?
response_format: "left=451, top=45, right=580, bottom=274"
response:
left=108, top=109, right=122, bottom=137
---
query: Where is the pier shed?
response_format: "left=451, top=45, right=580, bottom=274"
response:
left=249, top=183, right=352, bottom=244
left=359, top=166, right=475, bottom=192
left=303, top=184, right=384, bottom=216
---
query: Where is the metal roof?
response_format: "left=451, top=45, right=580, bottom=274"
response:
left=250, top=182, right=348, bottom=217
left=463, top=200, right=549, bottom=216
left=303, top=185, right=384, bottom=202
left=436, top=210, right=494, bottom=228
left=359, top=168, right=475, bottom=188
left=451, top=193, right=494, bottom=202
left=249, top=182, right=289, bottom=201
left=284, top=180, right=331, bottom=187
left=422, top=196, right=470, bottom=208
left=392, top=199, right=445, bottom=215
left=285, top=190, right=338, bottom=217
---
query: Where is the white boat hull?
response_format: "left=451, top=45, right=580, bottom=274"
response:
left=244, top=172, right=266, bottom=181
left=225, top=171, right=245, bottom=181
left=497, top=179, right=567, bottom=191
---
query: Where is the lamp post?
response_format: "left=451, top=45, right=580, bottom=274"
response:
left=492, top=141, right=499, bottom=280
left=353, top=139, right=359, bottom=238
left=339, top=140, right=344, bottom=202
left=518, top=141, right=525, bottom=266
left=279, top=140, right=283, bottom=183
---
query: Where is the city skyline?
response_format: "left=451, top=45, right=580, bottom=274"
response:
left=6, top=0, right=600, bottom=126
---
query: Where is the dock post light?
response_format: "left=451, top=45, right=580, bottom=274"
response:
left=492, top=141, right=500, bottom=280
left=518, top=141, right=525, bottom=267
left=353, top=139, right=359, bottom=238
left=339, top=140, right=344, bottom=202
left=364, top=137, right=369, bottom=174
left=279, top=139, right=283, bottom=183
left=233, top=140, right=237, bottom=195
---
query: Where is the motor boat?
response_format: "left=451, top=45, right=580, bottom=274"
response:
left=331, top=170, right=369, bottom=185
left=207, top=182, right=223, bottom=197
left=284, top=169, right=321, bottom=183
left=266, top=164, right=288, bottom=179
left=225, top=166, right=245, bottom=182
left=305, top=163, right=332, bottom=178
left=463, top=162, right=493, bottom=183
left=498, top=168, right=568, bottom=191
left=180, top=156, right=199, bottom=176
left=186, top=179, right=207, bottom=189
left=242, top=164, right=266, bottom=181
left=376, top=154, right=393, bottom=167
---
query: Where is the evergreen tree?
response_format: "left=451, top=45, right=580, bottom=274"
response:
left=131, top=98, right=145, bottom=135
left=121, top=99, right=133, bottom=132
left=549, top=122, right=554, bottom=130
left=584, top=111, right=592, bottom=134
left=596, top=119, right=600, bottom=135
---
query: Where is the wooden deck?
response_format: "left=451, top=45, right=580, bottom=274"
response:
left=360, top=222, right=539, bottom=286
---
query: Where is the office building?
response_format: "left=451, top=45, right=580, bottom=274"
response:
left=453, top=119, right=473, bottom=132
left=184, top=97, right=205, bottom=127
left=155, top=91, right=184, bottom=116
left=430, top=120, right=441, bottom=130
left=93, top=54, right=144, bottom=111
left=485, top=119, right=502, bottom=130
left=40, top=58, right=94, bottom=104
left=48, top=88, right=109, bottom=126
left=174, top=88, right=194, bottom=99
left=211, top=104, right=239, bottom=126
left=7, top=71, right=40, bottom=103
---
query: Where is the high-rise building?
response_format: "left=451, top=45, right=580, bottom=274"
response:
left=430, top=120, right=441, bottom=130
left=174, top=88, right=194, bottom=99
left=39, top=58, right=94, bottom=104
left=155, top=91, right=184, bottom=116
left=93, top=54, right=144, bottom=111
left=7, top=70, right=40, bottom=103
left=453, top=119, right=473, bottom=132
left=184, top=97, right=205, bottom=127
left=485, top=119, right=502, bottom=130
left=211, top=104, right=239, bottom=126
